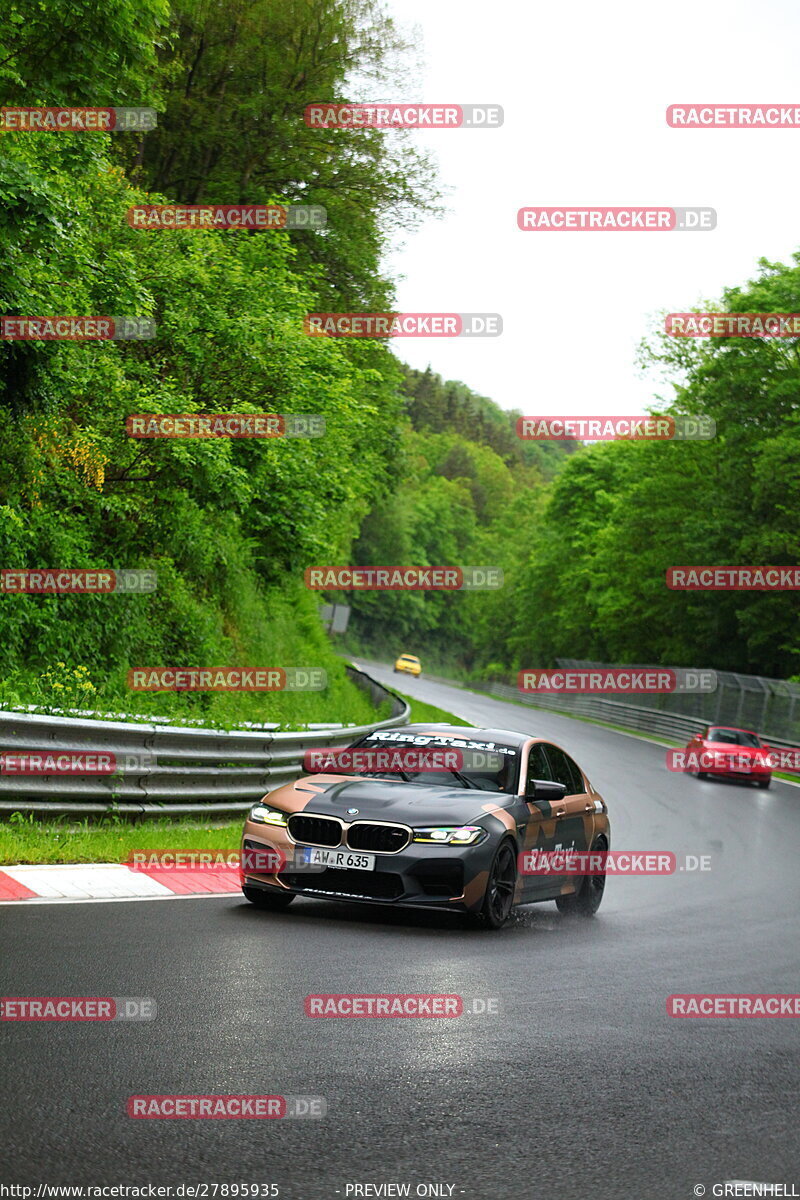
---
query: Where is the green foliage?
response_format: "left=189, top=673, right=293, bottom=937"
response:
left=504, top=256, right=800, bottom=677
left=0, top=3, right=410, bottom=726
left=349, top=263, right=800, bottom=679
left=125, top=0, right=441, bottom=310
left=0, top=0, right=169, bottom=106
left=346, top=369, right=568, bottom=671
left=3, top=0, right=799, bottom=707
left=401, top=364, right=579, bottom=477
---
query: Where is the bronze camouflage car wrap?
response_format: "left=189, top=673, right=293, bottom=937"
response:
left=240, top=724, right=610, bottom=926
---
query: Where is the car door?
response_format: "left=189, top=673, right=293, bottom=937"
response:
left=538, top=744, right=593, bottom=890
left=519, top=740, right=563, bottom=897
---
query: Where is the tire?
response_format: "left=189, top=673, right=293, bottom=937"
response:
left=758, top=777, right=771, bottom=790
left=243, top=885, right=295, bottom=910
left=696, top=770, right=707, bottom=780
left=556, top=836, right=607, bottom=918
left=471, top=839, right=517, bottom=930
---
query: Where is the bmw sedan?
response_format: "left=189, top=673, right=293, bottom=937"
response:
left=240, top=724, right=610, bottom=929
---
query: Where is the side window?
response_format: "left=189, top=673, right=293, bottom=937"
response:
left=543, top=745, right=584, bottom=796
left=562, top=752, right=586, bottom=795
left=525, top=742, right=553, bottom=793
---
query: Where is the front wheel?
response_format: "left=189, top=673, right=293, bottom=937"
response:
left=556, top=836, right=607, bottom=917
left=243, top=886, right=295, bottom=910
left=758, top=777, right=771, bottom=790
left=472, top=840, right=517, bottom=930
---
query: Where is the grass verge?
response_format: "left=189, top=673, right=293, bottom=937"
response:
left=402, top=693, right=472, bottom=727
left=0, top=815, right=243, bottom=867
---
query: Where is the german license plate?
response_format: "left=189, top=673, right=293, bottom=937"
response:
left=299, top=846, right=375, bottom=871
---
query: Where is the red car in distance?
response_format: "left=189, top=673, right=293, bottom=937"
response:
left=684, top=725, right=773, bottom=789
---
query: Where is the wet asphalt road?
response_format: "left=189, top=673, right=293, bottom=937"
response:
left=2, top=665, right=799, bottom=1198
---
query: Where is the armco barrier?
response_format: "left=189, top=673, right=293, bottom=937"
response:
left=477, top=683, right=706, bottom=740
left=0, top=665, right=409, bottom=817
left=553, top=658, right=800, bottom=743
left=471, top=681, right=800, bottom=757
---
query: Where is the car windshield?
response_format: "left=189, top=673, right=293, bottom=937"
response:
left=707, top=728, right=761, bottom=747
left=344, top=732, right=520, bottom=792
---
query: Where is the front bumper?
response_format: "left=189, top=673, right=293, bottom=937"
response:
left=703, top=763, right=771, bottom=781
left=240, top=820, right=497, bottom=913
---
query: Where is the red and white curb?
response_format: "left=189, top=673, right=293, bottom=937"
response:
left=0, top=863, right=241, bottom=904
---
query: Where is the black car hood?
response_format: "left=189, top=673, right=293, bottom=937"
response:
left=299, top=775, right=509, bottom=827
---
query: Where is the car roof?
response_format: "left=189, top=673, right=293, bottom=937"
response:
left=384, top=723, right=530, bottom=748
left=706, top=725, right=758, bottom=735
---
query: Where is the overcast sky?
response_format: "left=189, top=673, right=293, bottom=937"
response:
left=377, top=0, right=800, bottom=416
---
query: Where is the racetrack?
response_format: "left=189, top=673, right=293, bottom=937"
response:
left=2, top=664, right=799, bottom=1198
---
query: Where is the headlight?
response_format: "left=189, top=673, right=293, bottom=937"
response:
left=249, top=803, right=289, bottom=826
left=412, top=825, right=487, bottom=845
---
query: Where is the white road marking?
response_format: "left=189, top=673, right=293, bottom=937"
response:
left=2, top=863, right=176, bottom=900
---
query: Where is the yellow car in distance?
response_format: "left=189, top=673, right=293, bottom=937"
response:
left=394, top=654, right=422, bottom=676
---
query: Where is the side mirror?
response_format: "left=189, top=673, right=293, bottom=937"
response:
left=525, top=779, right=567, bottom=803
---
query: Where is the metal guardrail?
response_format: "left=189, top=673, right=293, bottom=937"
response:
left=0, top=666, right=409, bottom=818
left=553, top=659, right=800, bottom=742
left=471, top=682, right=800, bottom=754
left=477, top=684, right=707, bottom=741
